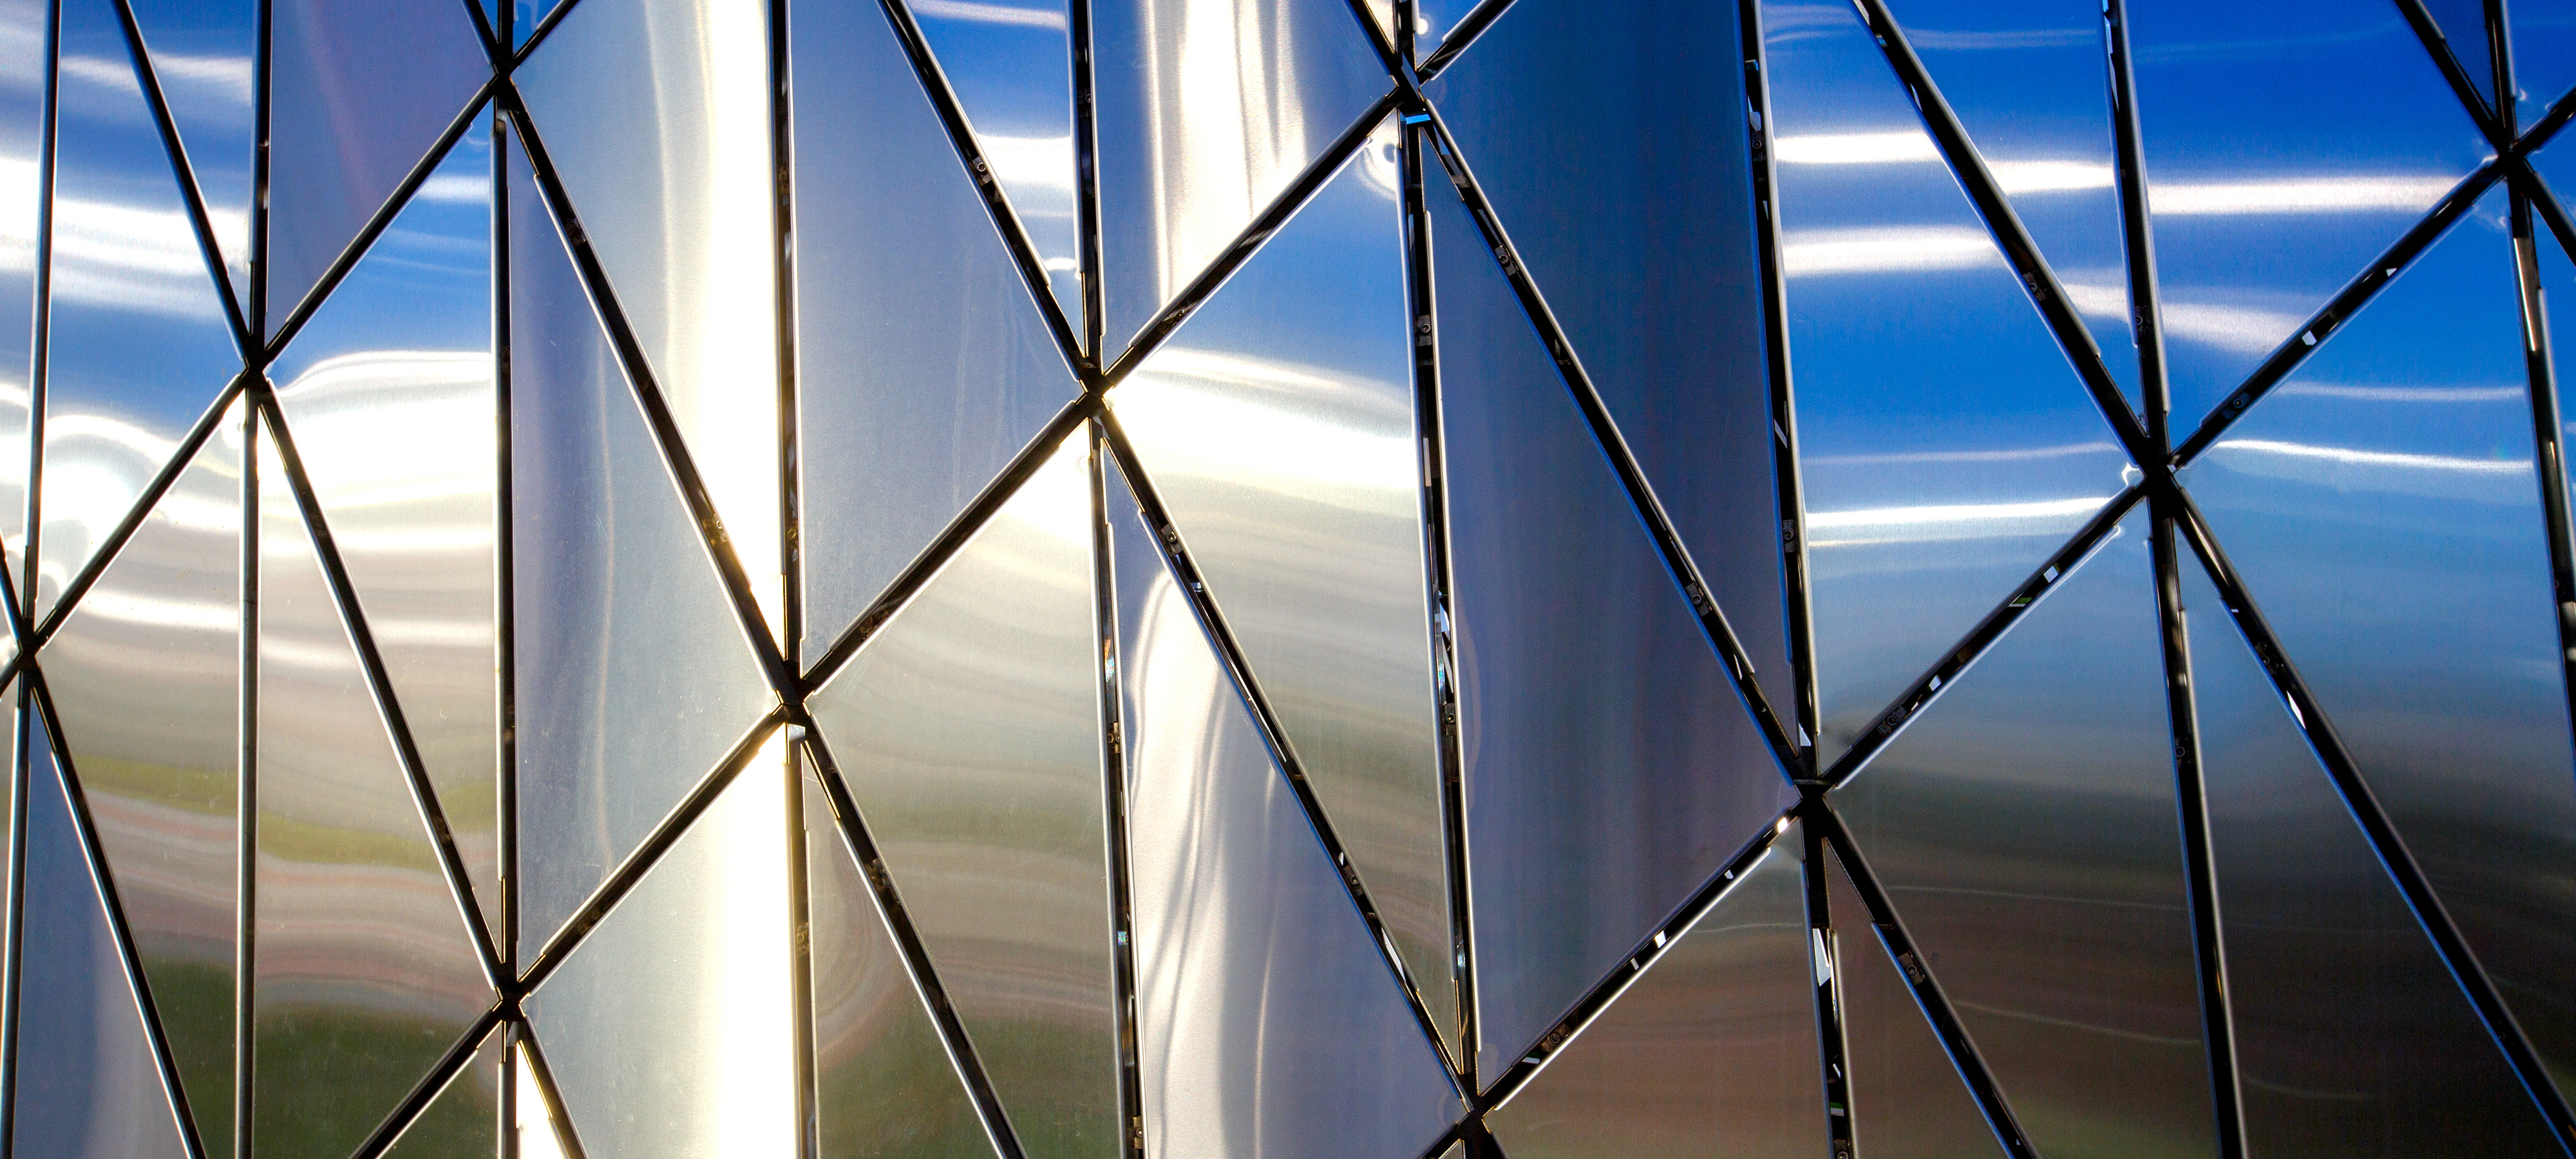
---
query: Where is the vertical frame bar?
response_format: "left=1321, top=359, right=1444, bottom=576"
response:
left=1085, top=421, right=1144, bottom=1159
left=234, top=400, right=258, bottom=1159
left=1799, top=811, right=1855, bottom=1159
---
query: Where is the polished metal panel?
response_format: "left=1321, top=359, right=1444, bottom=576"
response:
left=270, top=115, right=500, bottom=936
left=10, top=705, right=192, bottom=1159
left=2182, top=561, right=2566, bottom=1156
left=2539, top=136, right=2576, bottom=220
left=1828, top=848, right=2007, bottom=1159
left=1835, top=509, right=2216, bottom=1159
left=515, top=0, right=783, bottom=636
left=911, top=0, right=1082, bottom=321
left=265, top=0, right=488, bottom=330
left=2182, top=189, right=2576, bottom=1094
left=42, top=402, right=241, bottom=1152
left=1107, top=122, right=1455, bottom=1043
left=1423, top=0, right=1791, bottom=699
left=514, top=1041, right=575, bottom=1159
left=1428, top=187, right=1795, bottom=1082
left=1762, top=0, right=2130, bottom=765
left=524, top=735, right=800, bottom=1159
left=38, top=0, right=245, bottom=623
left=381, top=1027, right=503, bottom=1159
left=1882, top=0, right=2137, bottom=407
left=251, top=435, right=493, bottom=1159
left=507, top=129, right=775, bottom=960
left=1485, top=841, right=1824, bottom=1159
left=1091, top=0, right=1388, bottom=354
left=125, top=0, right=253, bottom=310
left=809, top=434, right=1119, bottom=1159
left=0, top=0, right=41, bottom=570
left=1108, top=460, right=1464, bottom=1158
left=789, top=0, right=1079, bottom=657
left=2546, top=221, right=2576, bottom=534
left=802, top=765, right=997, bottom=1158
left=2127, top=0, right=2491, bottom=425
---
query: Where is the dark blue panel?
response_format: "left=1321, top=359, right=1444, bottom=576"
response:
left=1835, top=507, right=2218, bottom=1159
left=2515, top=1, right=2576, bottom=127
left=1760, top=0, right=2130, bottom=766
left=1425, top=0, right=1790, bottom=716
left=1882, top=0, right=2138, bottom=409
left=39, top=0, right=242, bottom=621
left=506, top=124, right=772, bottom=959
left=2183, top=187, right=2576, bottom=1097
left=11, top=707, right=193, bottom=1159
left=2128, top=0, right=2491, bottom=426
left=2538, top=133, right=2576, bottom=218
left=2182, top=560, right=2565, bottom=1156
left=1430, top=181, right=1794, bottom=1083
left=127, top=0, right=252, bottom=308
left=911, top=0, right=1081, bottom=321
left=267, top=0, right=489, bottom=331
left=1826, top=847, right=2006, bottom=1159
left=790, top=0, right=1077, bottom=657
left=1092, top=0, right=1386, bottom=356
left=2424, top=0, right=2497, bottom=108
left=1106, top=455, right=1463, bottom=1158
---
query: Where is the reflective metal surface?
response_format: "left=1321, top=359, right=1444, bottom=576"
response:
left=1108, top=460, right=1464, bottom=1159
left=1108, top=123, right=1455, bottom=1042
left=911, top=0, right=1081, bottom=321
left=39, top=0, right=245, bottom=623
left=125, top=0, right=253, bottom=310
left=1835, top=509, right=2216, bottom=1159
left=2128, top=0, right=2492, bottom=425
left=515, top=0, right=782, bottom=636
left=10, top=704, right=192, bottom=1159
left=265, top=0, right=488, bottom=330
left=801, top=766, right=995, bottom=1158
left=1092, top=0, right=1388, bottom=354
left=1828, top=849, right=2006, bottom=1159
left=2181, top=189, right=2576, bottom=1094
left=524, top=736, right=799, bottom=1159
left=251, top=434, right=492, bottom=1159
left=41, top=404, right=240, bottom=1153
left=1763, top=0, right=2130, bottom=766
left=1883, top=0, right=2136, bottom=407
left=2516, top=8, right=2576, bottom=127
left=513, top=1041, right=574, bottom=1159
left=1424, top=0, right=1791, bottom=698
left=1485, top=842, right=1824, bottom=1159
left=380, top=1026, right=502, bottom=1159
left=2539, top=136, right=2576, bottom=223
left=809, top=434, right=1118, bottom=1159
left=790, top=0, right=1079, bottom=657
left=2181, top=561, right=2566, bottom=1156
left=507, top=131, right=775, bottom=959
left=1430, top=187, right=1795, bottom=1082
left=0, top=0, right=41, bottom=570
left=270, top=115, right=500, bottom=937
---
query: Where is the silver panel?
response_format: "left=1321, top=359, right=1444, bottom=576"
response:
left=124, top=0, right=253, bottom=310
left=270, top=115, right=500, bottom=937
left=2182, top=561, right=2565, bottom=1156
left=910, top=0, right=1083, bottom=321
left=1106, top=120, right=1455, bottom=1044
left=42, top=402, right=242, bottom=1151
left=251, top=433, right=494, bottom=1159
left=506, top=127, right=775, bottom=960
left=1091, top=0, right=1388, bottom=353
left=1761, top=0, right=2130, bottom=766
left=1429, top=184, right=1795, bottom=1081
left=2127, top=0, right=2491, bottom=425
left=808, top=434, right=1118, bottom=1159
left=265, top=0, right=488, bottom=329
left=2181, top=187, right=2576, bottom=1097
left=524, top=735, right=800, bottom=1159
left=515, top=0, right=783, bottom=637
left=0, top=0, right=41, bottom=570
left=1828, top=848, right=2006, bottom=1159
left=1109, top=458, right=1464, bottom=1159
left=788, top=0, right=1078, bottom=656
left=1421, top=0, right=1792, bottom=702
left=1835, top=509, right=2217, bottom=1158
left=38, top=0, right=245, bottom=623
left=1486, top=841, right=1824, bottom=1159
left=802, top=766, right=996, bottom=1158
left=10, top=706, right=191, bottom=1159
left=381, top=1027, right=503, bottom=1159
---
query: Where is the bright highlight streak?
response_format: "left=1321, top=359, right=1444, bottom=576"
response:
left=2150, top=176, right=2458, bottom=216
left=516, top=1044, right=571, bottom=1159
left=1783, top=226, right=2000, bottom=276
